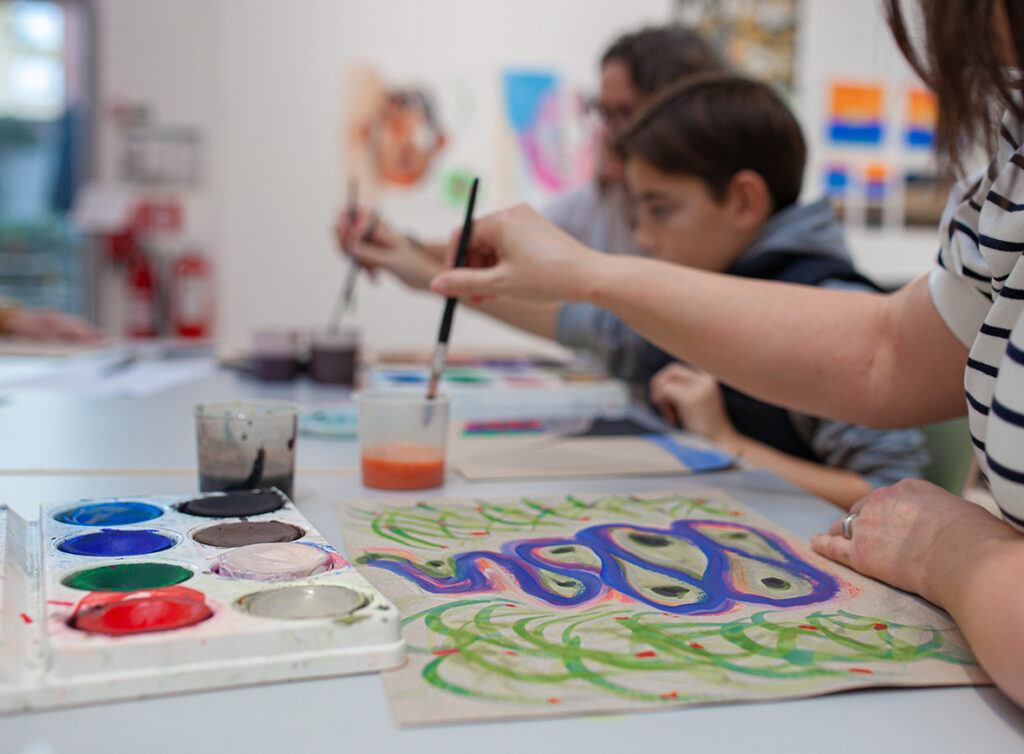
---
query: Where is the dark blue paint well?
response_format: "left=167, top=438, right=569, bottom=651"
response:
left=55, top=502, right=164, bottom=527
left=58, top=529, right=176, bottom=557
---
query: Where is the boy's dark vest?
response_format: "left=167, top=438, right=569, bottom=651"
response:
left=645, top=250, right=883, bottom=461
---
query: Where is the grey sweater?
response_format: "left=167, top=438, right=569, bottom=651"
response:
left=546, top=196, right=929, bottom=489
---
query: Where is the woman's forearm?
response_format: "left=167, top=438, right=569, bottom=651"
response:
left=582, top=256, right=968, bottom=427
left=926, top=518, right=1024, bottom=706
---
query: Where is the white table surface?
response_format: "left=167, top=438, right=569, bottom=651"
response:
left=2, top=469, right=1023, bottom=754
left=1, top=352, right=1023, bottom=753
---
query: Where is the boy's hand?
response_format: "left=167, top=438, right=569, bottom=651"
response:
left=649, top=362, right=738, bottom=446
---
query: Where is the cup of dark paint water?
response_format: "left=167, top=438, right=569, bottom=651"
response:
left=193, top=400, right=300, bottom=499
left=252, top=329, right=301, bottom=382
left=356, top=390, right=450, bottom=489
left=309, top=328, right=359, bottom=386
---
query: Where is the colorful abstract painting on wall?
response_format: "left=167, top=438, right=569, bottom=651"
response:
left=500, top=70, right=599, bottom=206
left=346, top=67, right=449, bottom=194
left=340, top=489, right=986, bottom=726
left=827, top=83, right=884, bottom=145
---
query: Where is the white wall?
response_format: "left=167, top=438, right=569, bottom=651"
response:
left=90, top=0, right=941, bottom=346
left=794, top=0, right=939, bottom=286
left=211, top=0, right=672, bottom=352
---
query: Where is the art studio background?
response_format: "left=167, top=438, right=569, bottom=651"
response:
left=1, top=0, right=944, bottom=353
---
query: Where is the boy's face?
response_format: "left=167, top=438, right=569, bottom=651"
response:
left=626, top=157, right=753, bottom=272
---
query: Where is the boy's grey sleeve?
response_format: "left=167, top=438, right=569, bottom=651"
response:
left=555, top=303, right=651, bottom=383
left=790, top=275, right=931, bottom=488
left=792, top=414, right=931, bottom=489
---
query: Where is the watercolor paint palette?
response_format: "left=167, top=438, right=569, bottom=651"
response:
left=367, top=364, right=629, bottom=419
left=0, top=490, right=404, bottom=714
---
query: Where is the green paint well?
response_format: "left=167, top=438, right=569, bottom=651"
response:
left=62, top=563, right=194, bottom=592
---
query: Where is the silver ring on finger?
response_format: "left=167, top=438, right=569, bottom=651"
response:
left=841, top=511, right=859, bottom=540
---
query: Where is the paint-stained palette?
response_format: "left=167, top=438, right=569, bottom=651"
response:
left=0, top=491, right=404, bottom=714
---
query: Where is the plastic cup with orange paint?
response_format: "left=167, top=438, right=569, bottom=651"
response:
left=356, top=390, right=451, bottom=490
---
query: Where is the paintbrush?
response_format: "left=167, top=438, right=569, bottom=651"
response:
left=425, top=177, right=480, bottom=407
left=328, top=179, right=378, bottom=334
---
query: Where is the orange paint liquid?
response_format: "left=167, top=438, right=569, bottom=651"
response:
left=361, top=443, right=445, bottom=490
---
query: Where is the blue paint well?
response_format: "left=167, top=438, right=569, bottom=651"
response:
left=58, top=529, right=176, bottom=557
left=55, top=502, right=164, bottom=526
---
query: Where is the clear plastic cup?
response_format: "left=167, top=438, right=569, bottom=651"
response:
left=309, top=328, right=359, bottom=386
left=194, top=400, right=301, bottom=499
left=252, top=329, right=301, bottom=382
left=356, top=390, right=451, bottom=490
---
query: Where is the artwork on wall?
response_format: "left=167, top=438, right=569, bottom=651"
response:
left=820, top=82, right=950, bottom=231
left=343, top=66, right=477, bottom=223
left=675, top=0, right=800, bottom=93
left=826, top=83, right=884, bottom=146
left=340, top=489, right=986, bottom=726
left=499, top=69, right=599, bottom=206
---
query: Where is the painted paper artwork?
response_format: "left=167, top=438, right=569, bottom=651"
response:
left=827, top=83, right=884, bottom=145
left=340, top=489, right=987, bottom=726
left=346, top=67, right=448, bottom=194
left=500, top=70, right=599, bottom=206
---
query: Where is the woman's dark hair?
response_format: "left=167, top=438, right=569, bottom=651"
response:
left=887, top=0, right=1024, bottom=168
left=620, top=73, right=806, bottom=213
left=601, top=25, right=725, bottom=97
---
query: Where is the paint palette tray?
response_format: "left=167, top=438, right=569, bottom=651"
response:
left=0, top=490, right=405, bottom=714
left=367, top=364, right=630, bottom=420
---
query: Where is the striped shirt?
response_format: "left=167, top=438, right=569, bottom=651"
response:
left=930, top=106, right=1024, bottom=531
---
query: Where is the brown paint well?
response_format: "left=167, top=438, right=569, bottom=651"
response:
left=192, top=520, right=304, bottom=548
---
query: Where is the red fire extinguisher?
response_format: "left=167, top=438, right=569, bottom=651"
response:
left=126, top=252, right=158, bottom=338
left=170, top=250, right=214, bottom=338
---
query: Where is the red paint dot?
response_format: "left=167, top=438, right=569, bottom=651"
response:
left=469, top=531, right=488, bottom=536
left=635, top=650, right=657, bottom=658
left=71, top=595, right=210, bottom=636
left=504, top=650, right=517, bottom=655
left=547, top=698, right=561, bottom=704
left=439, top=545, right=449, bottom=549
left=873, top=623, right=888, bottom=630
left=579, top=517, right=591, bottom=521
left=849, top=668, right=873, bottom=675
left=614, top=616, right=629, bottom=621
left=433, top=648, right=460, bottom=656
left=730, top=511, right=745, bottom=516
left=47, top=600, right=74, bottom=607
left=689, top=642, right=704, bottom=650
left=504, top=603, right=519, bottom=608
left=19, top=613, right=32, bottom=624
left=660, top=690, right=678, bottom=699
left=799, top=625, right=818, bottom=631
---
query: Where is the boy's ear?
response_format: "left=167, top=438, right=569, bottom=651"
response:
left=726, top=169, right=774, bottom=232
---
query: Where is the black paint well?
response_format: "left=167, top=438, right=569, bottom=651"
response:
left=177, top=489, right=286, bottom=518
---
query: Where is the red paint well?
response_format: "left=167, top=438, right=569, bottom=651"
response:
left=71, top=586, right=211, bottom=636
